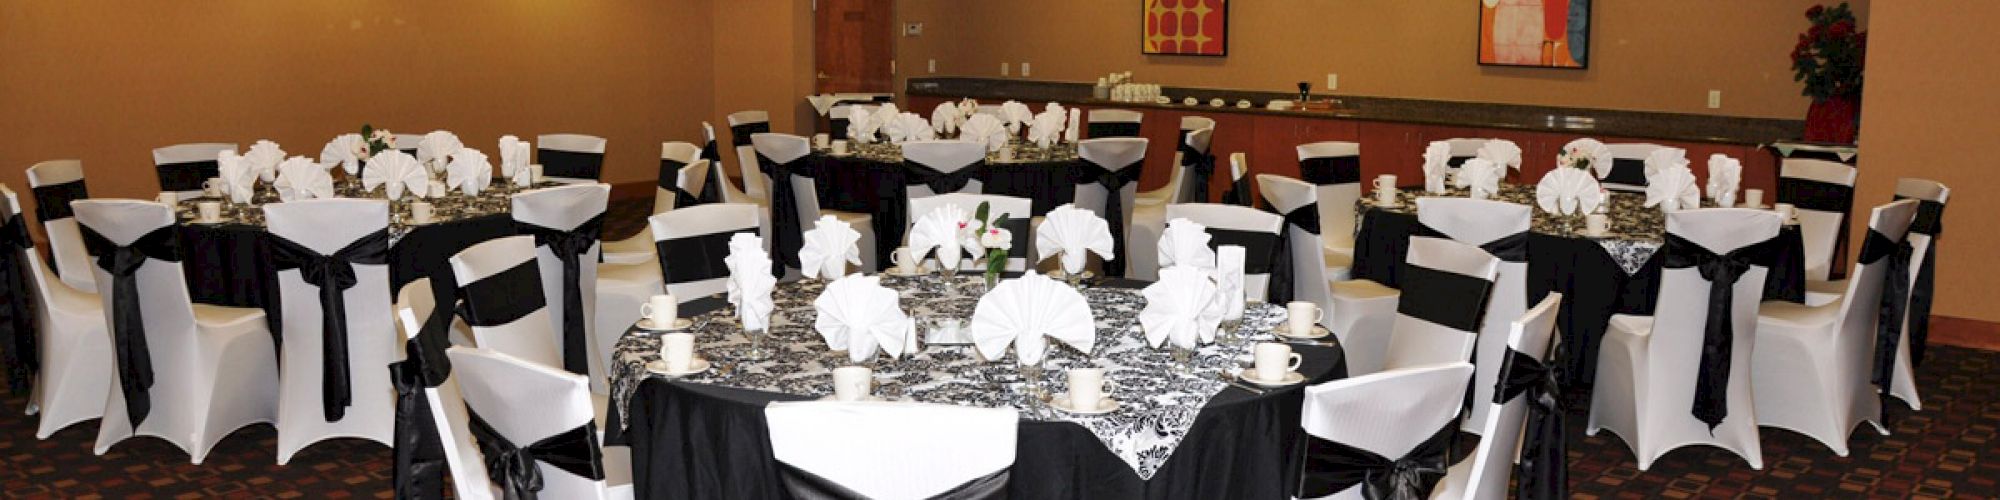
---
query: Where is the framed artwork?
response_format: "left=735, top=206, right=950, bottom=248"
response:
left=1479, top=0, right=1590, bottom=68
left=1143, top=0, right=1228, bottom=56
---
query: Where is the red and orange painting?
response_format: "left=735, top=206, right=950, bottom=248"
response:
left=1143, top=0, right=1227, bottom=56
left=1479, top=0, right=1590, bottom=68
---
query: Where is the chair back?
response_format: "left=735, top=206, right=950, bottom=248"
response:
left=656, top=142, right=707, bottom=214
left=908, top=193, right=1033, bottom=272
left=1165, top=203, right=1282, bottom=302
left=1779, top=154, right=1859, bottom=281
left=1171, top=127, right=1216, bottom=204
left=1086, top=109, right=1144, bottom=138
left=448, top=236, right=560, bottom=369
left=1600, top=143, right=1668, bottom=192
left=1382, top=238, right=1500, bottom=371
left=1829, top=200, right=1921, bottom=348
left=393, top=279, right=493, bottom=499
left=902, top=140, right=988, bottom=198
left=1299, top=362, right=1475, bottom=500
left=1415, top=197, right=1532, bottom=431
left=754, top=133, right=818, bottom=226
left=393, top=134, right=424, bottom=157
left=767, top=401, right=1017, bottom=499
left=264, top=199, right=395, bottom=431
left=1645, top=209, right=1781, bottom=430
left=536, top=134, right=608, bottom=183
left=73, top=200, right=198, bottom=429
left=448, top=347, right=613, bottom=499
left=1257, top=175, right=1332, bottom=317
left=1180, top=115, right=1216, bottom=132
left=1437, top=138, right=1491, bottom=168
left=26, top=160, right=95, bottom=292
left=511, top=184, right=611, bottom=377
left=652, top=203, right=764, bottom=301
left=1296, top=142, right=1361, bottom=251
left=151, top=143, right=236, bottom=198
left=1459, top=294, right=1562, bottom=500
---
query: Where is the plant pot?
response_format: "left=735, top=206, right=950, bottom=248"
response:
left=1804, top=95, right=1860, bottom=143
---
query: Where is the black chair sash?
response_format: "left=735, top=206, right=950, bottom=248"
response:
left=1493, top=348, right=1567, bottom=500
left=1264, top=202, right=1321, bottom=304
left=1897, top=197, right=1945, bottom=367
left=466, top=407, right=605, bottom=500
left=79, top=225, right=181, bottom=427
left=656, top=228, right=759, bottom=284
left=156, top=160, right=219, bottom=193
left=659, top=158, right=704, bottom=210
left=537, top=150, right=604, bottom=181
left=760, top=153, right=808, bottom=275
left=1409, top=224, right=1531, bottom=263
left=1299, top=156, right=1361, bottom=187
left=731, top=122, right=772, bottom=147
left=1857, top=229, right=1915, bottom=408
left=1087, top=122, right=1141, bottom=139
left=266, top=229, right=391, bottom=422
left=0, top=214, right=37, bottom=394
left=698, top=139, right=725, bottom=204
left=778, top=463, right=1009, bottom=500
left=457, top=260, right=549, bottom=328
left=1072, top=159, right=1143, bottom=277
left=1776, top=177, right=1856, bottom=215
left=1394, top=263, right=1494, bottom=333
left=389, top=356, right=449, bottom=500
left=30, top=180, right=88, bottom=223
left=1781, top=148, right=1857, bottom=164
left=1299, top=422, right=1455, bottom=500
left=903, top=161, right=987, bottom=195
left=515, top=215, right=605, bottom=376
left=1220, top=172, right=1252, bottom=207
left=1602, top=158, right=1649, bottom=188
left=1658, top=233, right=1758, bottom=431
left=1179, top=141, right=1215, bottom=203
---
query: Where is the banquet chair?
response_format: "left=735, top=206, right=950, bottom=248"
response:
left=758, top=132, right=879, bottom=273
left=448, top=347, right=633, bottom=500
left=1435, top=138, right=1493, bottom=168
left=704, top=122, right=761, bottom=206
left=1085, top=108, right=1144, bottom=138
left=766, top=401, right=1017, bottom=499
left=1296, top=142, right=1361, bottom=280
left=1297, top=362, right=1475, bottom=500
left=1256, top=175, right=1337, bottom=333
left=75, top=199, right=277, bottom=464
left=1162, top=203, right=1282, bottom=302
left=263, top=199, right=396, bottom=464
left=1378, top=237, right=1499, bottom=373
left=1074, top=138, right=1148, bottom=277
left=1587, top=208, right=1781, bottom=471
left=393, top=133, right=424, bottom=157
left=26, top=159, right=97, bottom=293
left=4, top=185, right=109, bottom=440
left=1599, top=143, right=1669, bottom=193
left=602, top=143, right=709, bottom=266
left=1885, top=178, right=1948, bottom=410
left=902, top=139, right=988, bottom=198
left=908, top=193, right=1033, bottom=273
left=828, top=104, right=856, bottom=139
left=449, top=235, right=563, bottom=370
left=651, top=203, right=763, bottom=302
left=537, top=133, right=609, bottom=184
left=1138, top=124, right=1216, bottom=206
left=1219, top=152, right=1253, bottom=207
left=1778, top=152, right=1859, bottom=282
left=1752, top=200, right=1918, bottom=456
left=394, top=277, right=473, bottom=347
left=511, top=184, right=611, bottom=391
left=151, top=143, right=236, bottom=200
left=1432, top=294, right=1563, bottom=500
left=392, top=281, right=492, bottom=499
left=729, top=110, right=774, bottom=200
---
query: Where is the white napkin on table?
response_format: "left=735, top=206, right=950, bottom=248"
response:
left=958, top=98, right=981, bottom=119
left=245, top=139, right=286, bottom=183
left=1141, top=266, right=1223, bottom=349
left=1065, top=108, right=1082, bottom=143
left=1421, top=141, right=1452, bottom=193
left=362, top=150, right=430, bottom=201
left=959, top=114, right=1008, bottom=152
left=724, top=232, right=768, bottom=305
left=1215, top=245, right=1247, bottom=321
left=799, top=215, right=863, bottom=279
left=931, top=102, right=962, bottom=136
left=1477, top=139, right=1524, bottom=170
left=274, top=156, right=335, bottom=202
left=1027, top=109, right=1067, bottom=149
left=848, top=109, right=883, bottom=144
left=725, top=233, right=778, bottom=331
left=1706, top=154, right=1743, bottom=208
left=446, top=147, right=493, bottom=196
left=908, top=204, right=970, bottom=270
left=216, top=150, right=257, bottom=204
left=971, top=272, right=1096, bottom=365
left=813, top=274, right=912, bottom=363
left=1535, top=167, right=1605, bottom=216
left=999, top=101, right=1033, bottom=134
left=885, top=113, right=935, bottom=144
left=417, top=130, right=463, bottom=172
left=1644, top=165, right=1701, bottom=211
left=1454, top=158, right=1505, bottom=199
left=1643, top=147, right=1689, bottom=180
left=1033, top=204, right=1115, bottom=275
left=498, top=135, right=531, bottom=182
left=320, top=133, right=365, bottom=175
left=1157, top=218, right=1216, bottom=272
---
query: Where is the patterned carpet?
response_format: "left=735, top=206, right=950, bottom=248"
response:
left=1, top=199, right=1993, bottom=498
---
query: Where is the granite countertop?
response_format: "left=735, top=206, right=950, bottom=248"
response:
left=906, top=77, right=1804, bottom=146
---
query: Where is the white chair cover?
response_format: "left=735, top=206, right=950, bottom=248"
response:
left=1085, top=108, right=1144, bottom=138
left=26, top=160, right=97, bottom=293
left=1380, top=238, right=1499, bottom=372
left=652, top=203, right=764, bottom=302
left=901, top=140, right=988, bottom=198
left=1297, top=142, right=1362, bottom=260
left=1599, top=143, right=1669, bottom=192
left=730, top=111, right=773, bottom=200
left=1436, top=138, right=1492, bottom=168
left=511, top=184, right=610, bottom=388
left=1163, top=203, right=1282, bottom=302
left=908, top=193, right=1033, bottom=273
left=151, top=143, right=237, bottom=200
left=393, top=279, right=493, bottom=499
left=1298, top=362, right=1475, bottom=500
left=760, top=132, right=878, bottom=273
left=1779, top=155, right=1860, bottom=282
left=767, top=401, right=1017, bottom=499
left=1416, top=197, right=1533, bottom=433
left=4, top=185, right=109, bottom=440
left=264, top=199, right=396, bottom=464
left=449, top=236, right=562, bottom=369
left=655, top=142, right=709, bottom=214
left=1433, top=294, right=1563, bottom=500
left=1886, top=178, right=1949, bottom=409
left=703, top=122, right=760, bottom=205
left=1256, top=175, right=1339, bottom=330
left=1075, top=138, right=1147, bottom=277
left=536, top=133, right=609, bottom=184
left=449, top=347, right=631, bottom=500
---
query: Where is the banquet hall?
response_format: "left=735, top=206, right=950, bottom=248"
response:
left=3, top=1, right=1997, bottom=498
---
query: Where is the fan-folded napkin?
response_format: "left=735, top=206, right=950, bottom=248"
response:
left=1421, top=141, right=1452, bottom=193
left=999, top=101, right=1033, bottom=134
left=217, top=151, right=259, bottom=204
left=1141, top=266, right=1223, bottom=349
left=799, top=215, right=863, bottom=279
left=884, top=112, right=935, bottom=144
left=1535, top=167, right=1605, bottom=216
left=320, top=134, right=364, bottom=175
left=931, top=102, right=962, bottom=136
left=908, top=204, right=969, bottom=269
left=274, top=156, right=334, bottom=202
left=971, top=272, right=1095, bottom=365
left=417, top=131, right=463, bottom=172
left=959, top=114, right=1008, bottom=152
left=1157, top=218, right=1216, bottom=271
left=725, top=233, right=777, bottom=331
left=1644, top=165, right=1701, bottom=211
left=246, top=140, right=286, bottom=183
left=362, top=150, right=430, bottom=201
left=1454, top=158, right=1505, bottom=199
left=814, top=274, right=912, bottom=363
left=1706, top=154, right=1742, bottom=207
left=1477, top=139, right=1523, bottom=170
left=499, top=135, right=532, bottom=186
left=1033, top=204, right=1114, bottom=275
left=1027, top=108, right=1067, bottom=149
left=446, top=147, right=493, bottom=196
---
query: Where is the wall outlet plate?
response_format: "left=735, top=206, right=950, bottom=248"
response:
left=1327, top=73, right=1339, bottom=91
left=1707, top=90, right=1722, bottom=109
left=928, top=59, right=937, bottom=73
left=903, top=22, right=923, bottom=36
left=1021, top=62, right=1031, bottom=77
left=1001, top=62, right=1010, bottom=76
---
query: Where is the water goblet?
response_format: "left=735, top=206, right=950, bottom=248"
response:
left=743, top=326, right=771, bottom=360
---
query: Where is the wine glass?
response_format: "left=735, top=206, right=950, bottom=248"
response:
left=743, top=326, right=771, bottom=360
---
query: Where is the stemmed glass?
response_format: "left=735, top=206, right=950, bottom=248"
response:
left=743, top=326, right=771, bottom=361
left=1015, top=345, right=1052, bottom=418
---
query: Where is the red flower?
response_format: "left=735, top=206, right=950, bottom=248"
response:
left=1806, top=5, right=1825, bottom=19
left=1829, top=20, right=1854, bottom=38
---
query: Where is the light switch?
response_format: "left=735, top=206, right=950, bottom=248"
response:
left=1327, top=73, right=1339, bottom=91
left=928, top=59, right=937, bottom=73
left=1001, top=62, right=1010, bottom=76
left=1707, top=90, right=1722, bottom=109
left=1021, top=62, right=1031, bottom=77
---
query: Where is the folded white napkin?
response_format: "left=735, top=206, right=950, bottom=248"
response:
left=885, top=112, right=936, bottom=144
left=1706, top=154, right=1743, bottom=208
left=1065, top=108, right=1082, bottom=143
left=1027, top=109, right=1067, bottom=149
left=320, top=133, right=365, bottom=175
left=908, top=204, right=970, bottom=270
left=446, top=147, right=493, bottom=196
left=1034, top=204, right=1115, bottom=275
left=1215, top=245, right=1247, bottom=321
left=1141, top=266, right=1223, bottom=349
left=1644, top=165, right=1701, bottom=211
left=999, top=101, right=1034, bottom=134
left=417, top=130, right=463, bottom=173
left=724, top=232, right=768, bottom=305
left=931, top=102, right=962, bottom=136
left=274, top=156, right=335, bottom=202
left=246, top=140, right=286, bottom=183
left=971, top=272, right=1095, bottom=365
left=216, top=150, right=258, bottom=204
left=1535, top=167, right=1605, bottom=215
left=958, top=114, right=1008, bottom=152
left=799, top=215, right=863, bottom=279
left=1454, top=158, right=1505, bottom=199
left=1421, top=141, right=1452, bottom=193
left=498, top=135, right=530, bottom=181
left=1559, top=138, right=1615, bottom=179
left=813, top=274, right=912, bottom=363
left=725, top=233, right=778, bottom=331
left=1477, top=139, right=1524, bottom=170
left=958, top=98, right=981, bottom=119
left=848, top=108, right=883, bottom=144
left=362, top=150, right=430, bottom=201
left=1643, top=147, right=1689, bottom=180
left=1157, top=218, right=1216, bottom=272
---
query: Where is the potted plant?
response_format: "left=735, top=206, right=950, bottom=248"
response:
left=1791, top=3, right=1866, bottom=143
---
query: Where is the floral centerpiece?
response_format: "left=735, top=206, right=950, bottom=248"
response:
left=965, top=201, right=1014, bottom=289
left=360, top=124, right=397, bottom=157
left=1791, top=3, right=1866, bottom=143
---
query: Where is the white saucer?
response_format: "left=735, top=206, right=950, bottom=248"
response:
left=1050, top=393, right=1120, bottom=414
left=190, top=217, right=226, bottom=225
left=827, top=151, right=853, bottom=157
left=636, top=317, right=693, bottom=331
left=882, top=267, right=928, bottom=277
left=818, top=394, right=888, bottom=402
left=1237, top=368, right=1306, bottom=387
left=647, top=357, right=711, bottom=377
left=1373, top=200, right=1402, bottom=209
left=1742, top=203, right=1769, bottom=210
left=1580, top=230, right=1613, bottom=239
left=1274, top=323, right=1331, bottom=340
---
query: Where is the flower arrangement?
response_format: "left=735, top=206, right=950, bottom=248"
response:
left=965, top=201, right=1013, bottom=288
left=1791, top=3, right=1866, bottom=101
left=1557, top=139, right=1609, bottom=172
left=359, top=124, right=397, bottom=158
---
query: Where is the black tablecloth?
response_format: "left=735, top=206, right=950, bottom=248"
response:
left=1349, top=207, right=1807, bottom=386
left=607, top=290, right=1347, bottom=500
left=783, top=154, right=1082, bottom=271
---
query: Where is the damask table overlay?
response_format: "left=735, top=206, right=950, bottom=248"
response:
left=1357, top=184, right=1671, bottom=275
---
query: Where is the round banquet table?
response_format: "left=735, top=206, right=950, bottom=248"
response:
left=604, top=275, right=1346, bottom=500
left=1349, top=184, right=1806, bottom=387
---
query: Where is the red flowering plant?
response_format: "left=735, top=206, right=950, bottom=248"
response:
left=1791, top=3, right=1866, bottom=100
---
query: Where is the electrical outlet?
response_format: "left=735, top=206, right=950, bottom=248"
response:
left=890, top=60, right=896, bottom=75
left=927, top=59, right=936, bottom=73
left=1707, top=90, right=1722, bottom=109
left=1001, top=62, right=1010, bottom=76
left=1327, top=73, right=1339, bottom=91
left=903, top=22, right=923, bottom=36
left=1021, top=62, right=1031, bottom=77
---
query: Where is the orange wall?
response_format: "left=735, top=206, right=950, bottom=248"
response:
left=0, top=0, right=715, bottom=224
left=708, top=0, right=819, bottom=178
left=1853, top=1, right=1999, bottom=322
left=895, top=0, right=1863, bottom=119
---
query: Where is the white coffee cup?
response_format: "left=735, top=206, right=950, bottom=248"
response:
left=409, top=201, right=435, bottom=224
left=202, top=178, right=223, bottom=198
left=891, top=246, right=919, bottom=274
left=1374, top=174, right=1397, bottom=193
left=157, top=192, right=178, bottom=206
left=831, top=140, right=849, bottom=155
left=1744, top=188, right=1765, bottom=208
left=529, top=164, right=545, bottom=183
left=1586, top=213, right=1610, bottom=235
left=1774, top=203, right=1797, bottom=224
left=1254, top=342, right=1304, bottom=382
left=832, top=366, right=872, bottom=401
left=640, top=294, right=678, bottom=326
left=660, top=332, right=696, bottom=373
left=813, top=133, right=831, bottom=149
left=999, top=146, right=1015, bottom=162
left=197, top=201, right=222, bottom=222
left=1067, top=367, right=1111, bottom=409
left=427, top=180, right=449, bottom=197
left=1286, top=301, right=1322, bottom=336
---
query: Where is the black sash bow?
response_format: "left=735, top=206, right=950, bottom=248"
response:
left=31, top=180, right=88, bottom=223
left=1898, top=197, right=1944, bottom=368
left=1493, top=348, right=1568, bottom=500
left=267, top=229, right=390, bottom=422
left=389, top=356, right=449, bottom=499
left=1073, top=160, right=1143, bottom=277
left=1299, top=156, right=1361, bottom=187
left=80, top=225, right=182, bottom=427
left=537, top=150, right=604, bottom=181
left=156, top=160, right=220, bottom=193
left=1299, top=423, right=1455, bottom=500
left=1179, top=141, right=1215, bottom=203
left=1220, top=171, right=1252, bottom=207
left=904, top=161, right=986, bottom=195
left=1858, top=229, right=1914, bottom=407
left=1659, top=234, right=1757, bottom=431
left=778, top=464, right=1009, bottom=500
left=0, top=214, right=37, bottom=394
left=699, top=139, right=725, bottom=204
left=659, top=159, right=704, bottom=210
left=1394, top=263, right=1494, bottom=332
left=761, top=153, right=807, bottom=275
left=466, top=408, right=605, bottom=500
left=1264, top=202, right=1321, bottom=304
left=515, top=215, right=605, bottom=377
left=657, top=228, right=759, bottom=284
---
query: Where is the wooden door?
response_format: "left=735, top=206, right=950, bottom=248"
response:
left=815, top=0, right=894, bottom=94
